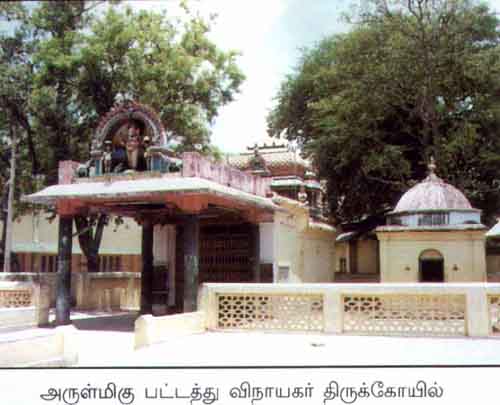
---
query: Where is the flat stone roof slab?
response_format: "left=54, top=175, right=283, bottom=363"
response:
left=23, top=176, right=278, bottom=211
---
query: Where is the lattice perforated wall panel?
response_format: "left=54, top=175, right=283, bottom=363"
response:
left=343, top=294, right=466, bottom=336
left=217, top=293, right=324, bottom=331
left=0, top=290, right=32, bottom=308
left=488, top=295, right=500, bottom=334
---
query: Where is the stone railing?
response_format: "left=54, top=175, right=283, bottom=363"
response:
left=0, top=273, right=60, bottom=308
left=198, top=283, right=500, bottom=338
left=0, top=285, right=32, bottom=308
left=488, top=295, right=500, bottom=333
left=216, top=292, right=324, bottom=332
left=0, top=281, right=50, bottom=328
left=75, top=272, right=140, bottom=311
left=0, top=272, right=140, bottom=313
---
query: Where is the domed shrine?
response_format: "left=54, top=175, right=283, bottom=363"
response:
left=387, top=158, right=481, bottom=228
left=376, top=158, right=487, bottom=283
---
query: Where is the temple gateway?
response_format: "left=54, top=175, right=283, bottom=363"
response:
left=23, top=102, right=335, bottom=325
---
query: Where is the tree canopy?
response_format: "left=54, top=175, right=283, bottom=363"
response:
left=268, top=0, right=500, bottom=225
left=0, top=0, right=244, bottom=270
left=0, top=0, right=244, bottom=188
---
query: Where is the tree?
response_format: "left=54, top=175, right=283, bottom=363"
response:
left=0, top=1, right=244, bottom=271
left=78, top=5, right=244, bottom=151
left=268, top=0, right=500, bottom=225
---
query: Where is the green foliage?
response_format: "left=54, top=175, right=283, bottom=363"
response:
left=0, top=1, right=243, bottom=268
left=78, top=6, right=243, bottom=149
left=0, top=0, right=244, bottom=194
left=268, top=0, right=500, bottom=225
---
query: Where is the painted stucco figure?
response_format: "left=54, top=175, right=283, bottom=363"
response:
left=91, top=101, right=169, bottom=174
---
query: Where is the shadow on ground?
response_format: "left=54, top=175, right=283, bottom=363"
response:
left=71, top=313, right=138, bottom=332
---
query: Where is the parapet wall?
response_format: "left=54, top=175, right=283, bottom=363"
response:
left=198, top=283, right=499, bottom=338
left=0, top=280, right=50, bottom=328
left=0, top=272, right=140, bottom=312
left=135, top=282, right=500, bottom=350
left=182, top=152, right=272, bottom=197
left=59, top=152, right=273, bottom=198
left=75, top=272, right=140, bottom=311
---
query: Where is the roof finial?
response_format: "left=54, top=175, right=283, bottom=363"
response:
left=428, top=156, right=436, bottom=174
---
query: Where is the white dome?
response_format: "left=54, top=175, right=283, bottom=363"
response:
left=393, top=172, right=473, bottom=213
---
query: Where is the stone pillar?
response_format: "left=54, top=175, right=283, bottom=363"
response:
left=251, top=224, right=261, bottom=282
left=140, top=218, right=154, bottom=315
left=466, top=287, right=490, bottom=337
left=183, top=215, right=200, bottom=312
left=324, top=290, right=343, bottom=334
left=56, top=216, right=73, bottom=326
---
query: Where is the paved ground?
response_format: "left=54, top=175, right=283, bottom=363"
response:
left=4, top=311, right=500, bottom=366
left=125, top=331, right=500, bottom=367
left=50, top=310, right=138, bottom=366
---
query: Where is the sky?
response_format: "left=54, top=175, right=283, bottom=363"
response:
left=194, top=0, right=353, bottom=153
left=127, top=0, right=354, bottom=153
left=16, top=0, right=498, bottom=155
left=156, top=0, right=500, bottom=154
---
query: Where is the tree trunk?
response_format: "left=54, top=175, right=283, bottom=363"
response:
left=74, top=214, right=107, bottom=273
left=0, top=211, right=6, bottom=271
left=86, top=249, right=99, bottom=273
left=3, top=128, right=15, bottom=274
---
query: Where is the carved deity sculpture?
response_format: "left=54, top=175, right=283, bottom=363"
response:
left=103, top=140, right=113, bottom=174
left=122, top=121, right=146, bottom=171
left=143, top=136, right=152, bottom=170
left=93, top=102, right=169, bottom=175
left=247, top=144, right=270, bottom=177
left=126, top=123, right=141, bottom=170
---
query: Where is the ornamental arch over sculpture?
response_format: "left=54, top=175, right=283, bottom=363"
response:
left=89, top=101, right=173, bottom=174
left=94, top=101, right=167, bottom=148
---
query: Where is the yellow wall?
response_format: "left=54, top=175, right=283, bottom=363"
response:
left=301, top=232, right=336, bottom=282
left=9, top=208, right=337, bottom=283
left=273, top=210, right=300, bottom=282
left=9, top=212, right=141, bottom=255
left=487, top=254, right=500, bottom=275
left=273, top=206, right=336, bottom=283
left=334, top=239, right=378, bottom=274
left=377, top=230, right=487, bottom=282
left=356, top=239, right=378, bottom=274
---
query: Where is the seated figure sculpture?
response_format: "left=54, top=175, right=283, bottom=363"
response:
left=110, top=120, right=147, bottom=173
left=90, top=102, right=173, bottom=176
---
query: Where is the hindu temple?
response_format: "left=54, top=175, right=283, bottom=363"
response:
left=23, top=101, right=335, bottom=325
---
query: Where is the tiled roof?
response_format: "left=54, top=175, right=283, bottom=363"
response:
left=227, top=151, right=311, bottom=170
left=271, top=177, right=304, bottom=187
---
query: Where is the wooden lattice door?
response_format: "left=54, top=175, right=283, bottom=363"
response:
left=200, top=223, right=254, bottom=283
